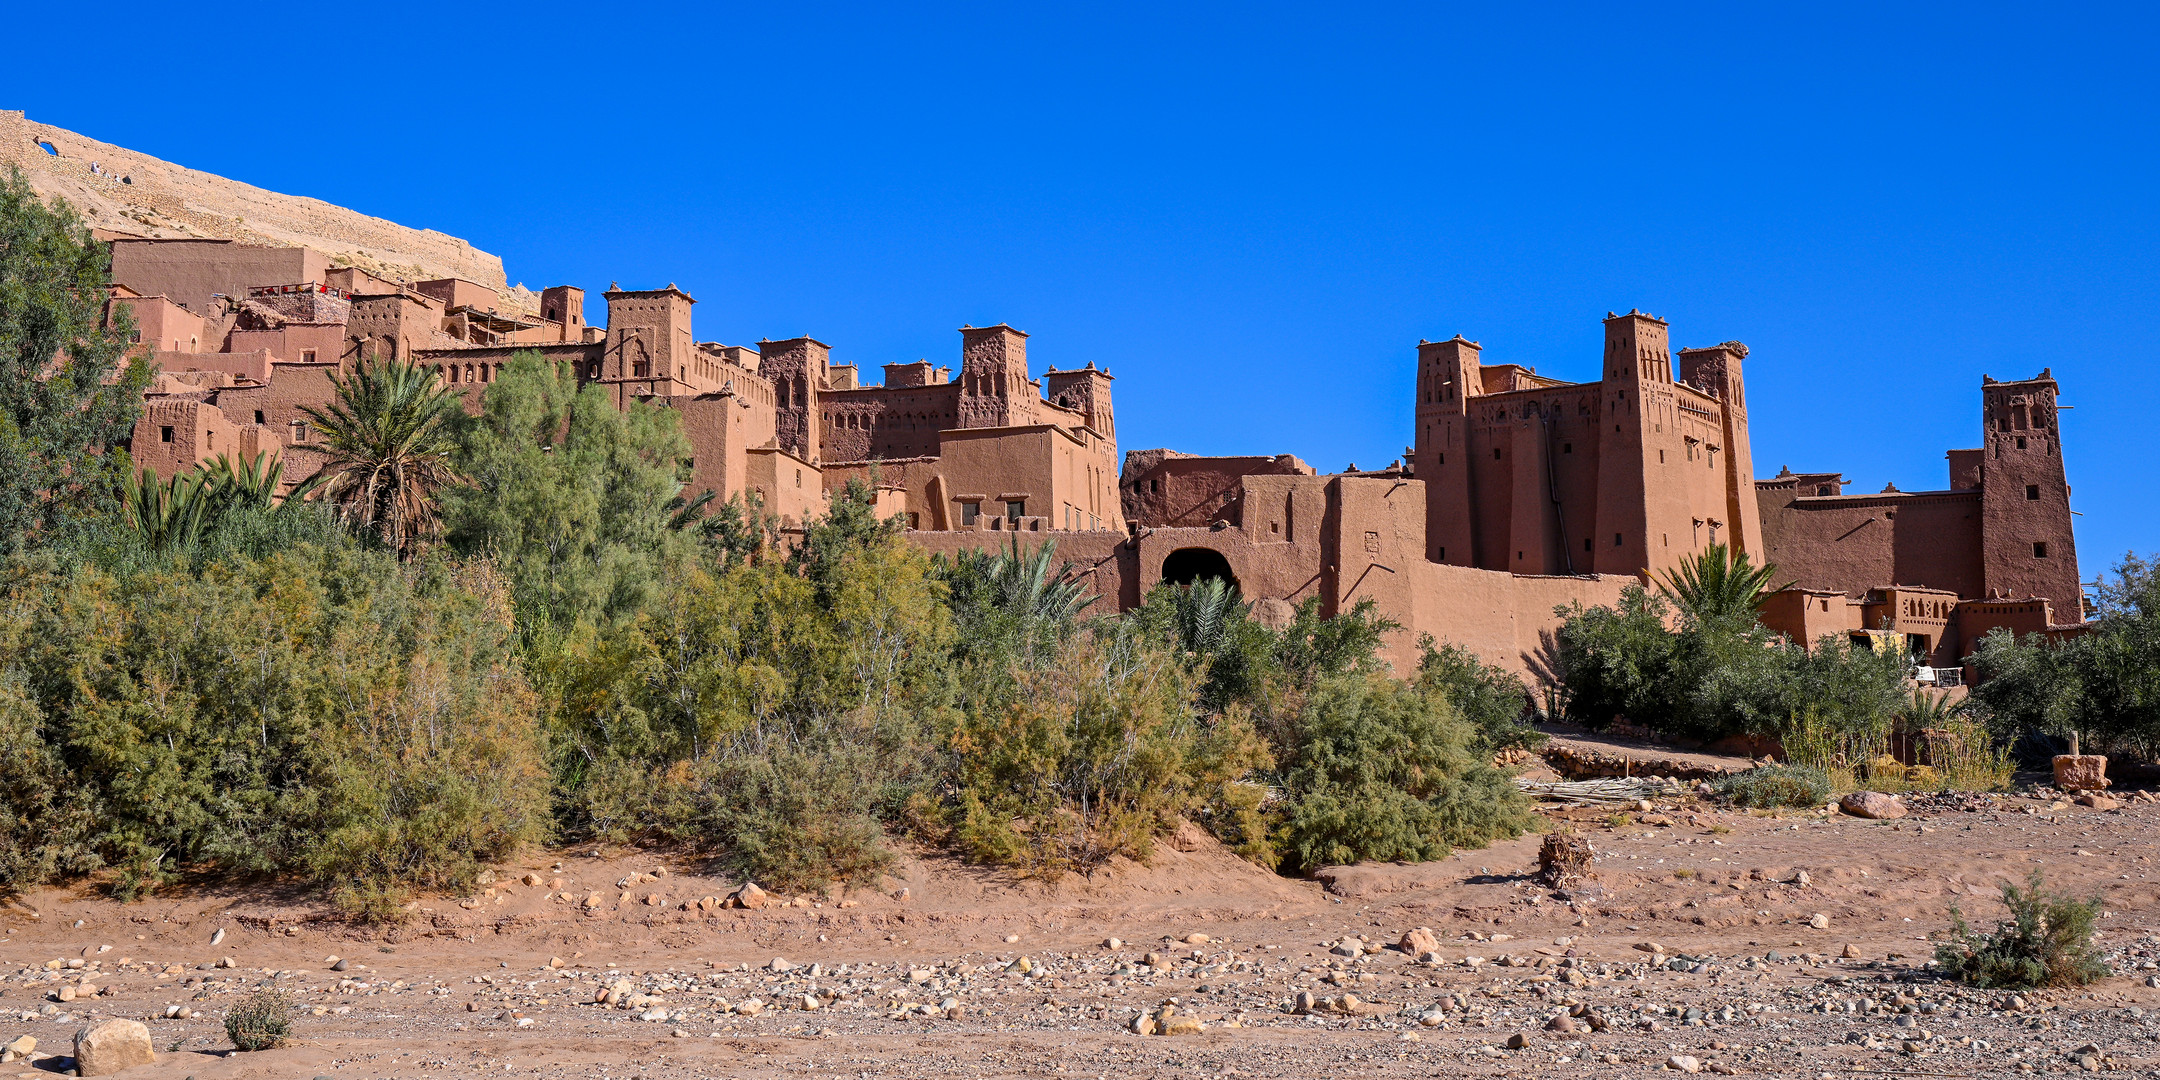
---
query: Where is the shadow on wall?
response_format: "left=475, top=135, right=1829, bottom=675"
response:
left=1162, top=547, right=1239, bottom=592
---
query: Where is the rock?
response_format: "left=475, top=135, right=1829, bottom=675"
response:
left=1103, top=937, right=1122, bottom=950
left=1634, top=941, right=1666, bottom=954
left=733, top=999, right=764, bottom=1016
left=2076, top=793, right=2120, bottom=810
left=1505, top=1032, right=1529, bottom=1050
left=582, top=892, right=604, bottom=910
left=1143, top=952, right=1168, bottom=968
left=1400, top=927, right=1442, bottom=955
left=1808, top=913, right=1831, bottom=929
left=1792, top=870, right=1812, bottom=887
left=769, top=957, right=795, bottom=972
left=330, top=958, right=351, bottom=972
left=891, top=887, right=911, bottom=902
left=1842, top=943, right=1863, bottom=959
left=74, top=1019, right=154, bottom=1076
left=732, top=882, right=770, bottom=910
left=1418, top=1010, right=1446, bottom=1027
left=1183, top=933, right=1210, bottom=945
left=2053, top=755, right=2109, bottom=792
left=1129, top=1014, right=1157, bottom=1035
left=548, top=956, right=566, bottom=969
left=209, top=927, right=226, bottom=947
left=0, top=1035, right=33, bottom=1063
left=1839, top=791, right=1907, bottom=819
left=1160, top=1015, right=1204, bottom=1035
left=643, top=894, right=665, bottom=907
left=1545, top=1014, right=1577, bottom=1033
left=1667, top=1054, right=1703, bottom=1073
left=1329, top=939, right=1363, bottom=957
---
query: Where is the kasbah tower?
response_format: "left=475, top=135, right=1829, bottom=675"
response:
left=1416, top=310, right=1760, bottom=582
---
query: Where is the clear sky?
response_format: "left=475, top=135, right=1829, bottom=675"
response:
left=8, top=2, right=2155, bottom=570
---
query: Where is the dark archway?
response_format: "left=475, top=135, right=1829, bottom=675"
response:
left=1161, top=547, right=1238, bottom=591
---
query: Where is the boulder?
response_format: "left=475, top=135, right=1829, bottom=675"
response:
left=732, top=882, right=770, bottom=910
left=0, top=1035, right=33, bottom=1063
left=1667, top=1054, right=1702, bottom=1073
left=1400, top=927, right=1442, bottom=955
left=1838, top=791, right=1907, bottom=819
left=74, top=1019, right=154, bottom=1076
left=2077, top=793, right=2121, bottom=810
left=2053, top=755, right=2110, bottom=792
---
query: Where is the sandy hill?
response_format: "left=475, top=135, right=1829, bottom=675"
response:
left=1, top=109, right=530, bottom=311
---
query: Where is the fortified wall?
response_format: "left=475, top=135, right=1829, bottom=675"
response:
left=45, top=99, right=2083, bottom=684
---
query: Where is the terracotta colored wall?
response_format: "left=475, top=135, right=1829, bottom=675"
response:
left=1978, top=375, right=2081, bottom=617
left=745, top=447, right=824, bottom=527
left=112, top=294, right=204, bottom=353
left=109, top=239, right=326, bottom=316
left=1757, top=490, right=1985, bottom=598
left=1121, top=450, right=1314, bottom=528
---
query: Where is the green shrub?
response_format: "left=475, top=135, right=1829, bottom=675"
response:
left=1711, top=764, right=1833, bottom=808
left=224, top=988, right=292, bottom=1051
left=1933, top=871, right=2109, bottom=989
left=1414, top=636, right=1541, bottom=754
left=0, top=546, right=549, bottom=907
left=1272, top=673, right=1533, bottom=874
left=949, top=631, right=1267, bottom=877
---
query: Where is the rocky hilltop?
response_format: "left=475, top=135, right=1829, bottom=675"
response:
left=1, top=109, right=529, bottom=311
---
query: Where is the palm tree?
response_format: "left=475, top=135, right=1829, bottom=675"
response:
left=1656, top=542, right=1786, bottom=626
left=121, top=466, right=210, bottom=552
left=297, top=357, right=463, bottom=556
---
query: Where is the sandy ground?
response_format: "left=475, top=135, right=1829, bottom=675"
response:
left=6, top=785, right=2160, bottom=1079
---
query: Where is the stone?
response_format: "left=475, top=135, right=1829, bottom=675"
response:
left=1842, top=943, right=1863, bottom=959
left=1159, top=1015, right=1204, bottom=1035
left=1808, top=913, right=1831, bottom=929
left=733, top=999, right=764, bottom=1016
left=1400, top=927, right=1442, bottom=955
left=0, top=1035, right=33, bottom=1063
left=643, top=894, right=664, bottom=907
left=1103, top=937, right=1122, bottom=950
left=891, top=887, right=911, bottom=902
left=1839, top=791, right=1907, bottom=819
left=1545, top=1014, right=1577, bottom=1032
left=1505, top=1032, right=1529, bottom=1050
left=769, top=957, right=795, bottom=972
left=209, top=927, right=225, bottom=946
left=2053, top=755, right=2109, bottom=792
left=1183, top=933, right=1210, bottom=945
left=1634, top=941, right=1666, bottom=954
left=1129, top=1014, right=1157, bottom=1035
left=331, top=958, right=351, bottom=972
left=74, top=1019, right=154, bottom=1076
left=581, top=892, right=604, bottom=910
left=732, top=882, right=770, bottom=910
left=1667, top=1054, right=1703, bottom=1073
left=1792, top=870, right=1812, bottom=887
left=2076, top=793, right=2120, bottom=810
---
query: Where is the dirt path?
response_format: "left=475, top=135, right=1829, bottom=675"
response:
left=5, top=789, right=2159, bottom=1078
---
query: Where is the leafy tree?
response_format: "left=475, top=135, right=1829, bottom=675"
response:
left=0, top=167, right=152, bottom=550
left=1125, top=577, right=1278, bottom=713
left=443, top=352, right=693, bottom=633
left=1969, top=553, right=2160, bottom=757
left=298, top=356, right=463, bottom=556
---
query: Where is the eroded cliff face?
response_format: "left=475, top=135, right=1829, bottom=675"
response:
left=1, top=109, right=532, bottom=313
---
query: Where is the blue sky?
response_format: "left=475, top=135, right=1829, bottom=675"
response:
left=9, top=2, right=2155, bottom=569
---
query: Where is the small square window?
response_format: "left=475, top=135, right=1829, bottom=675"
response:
left=2033, top=541, right=2048, bottom=558
left=960, top=501, right=980, bottom=526
left=2016, top=437, right=2027, bottom=449
left=2026, top=484, right=2040, bottom=500
left=1006, top=500, right=1025, bottom=522
left=1493, top=447, right=1501, bottom=460
left=160, top=426, right=173, bottom=443
left=301, top=349, right=316, bottom=363
left=1436, top=452, right=1445, bottom=465
left=254, top=410, right=265, bottom=424
left=1614, top=533, right=1623, bottom=547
